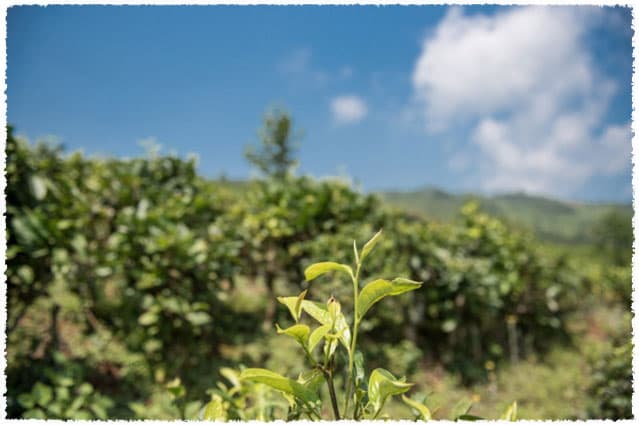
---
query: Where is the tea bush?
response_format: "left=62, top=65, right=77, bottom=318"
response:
left=5, top=126, right=626, bottom=419
left=587, top=341, right=633, bottom=419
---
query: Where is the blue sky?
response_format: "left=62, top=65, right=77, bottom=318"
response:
left=7, top=5, right=633, bottom=202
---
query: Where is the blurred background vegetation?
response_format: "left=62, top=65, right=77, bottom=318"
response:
left=5, top=111, right=633, bottom=419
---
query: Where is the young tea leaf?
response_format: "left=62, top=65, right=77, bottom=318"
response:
left=500, top=401, right=518, bottom=421
left=367, top=368, right=413, bottom=415
left=297, top=369, right=325, bottom=394
left=304, top=261, right=353, bottom=281
left=276, top=323, right=310, bottom=347
left=402, top=395, right=432, bottom=420
left=239, top=368, right=318, bottom=404
left=277, top=291, right=307, bottom=322
left=308, top=324, right=331, bottom=352
left=357, top=278, right=422, bottom=321
left=294, top=290, right=308, bottom=322
left=360, top=229, right=383, bottom=262
left=300, top=300, right=351, bottom=350
left=200, top=395, right=227, bottom=421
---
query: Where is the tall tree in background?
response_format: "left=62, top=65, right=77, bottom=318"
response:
left=244, top=108, right=300, bottom=179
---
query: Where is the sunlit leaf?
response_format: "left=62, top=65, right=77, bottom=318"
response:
left=294, top=290, right=308, bottom=323
left=220, top=368, right=241, bottom=389
left=239, top=368, right=318, bottom=404
left=500, top=401, right=517, bottom=421
left=367, top=368, right=413, bottom=414
left=276, top=323, right=310, bottom=347
left=297, top=369, right=324, bottom=394
left=308, top=324, right=331, bottom=352
left=277, top=290, right=307, bottom=323
left=300, top=300, right=351, bottom=350
left=402, top=395, right=432, bottom=420
left=360, top=229, right=383, bottom=262
left=200, top=395, right=227, bottom=421
left=32, top=382, right=53, bottom=405
left=357, top=278, right=422, bottom=321
left=304, top=261, right=353, bottom=281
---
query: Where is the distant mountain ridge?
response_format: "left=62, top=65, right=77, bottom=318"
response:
left=378, top=187, right=632, bottom=245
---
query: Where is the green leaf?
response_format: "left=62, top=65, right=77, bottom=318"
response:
left=297, top=369, right=324, bottom=394
left=353, top=240, right=360, bottom=264
left=300, top=300, right=351, bottom=350
left=299, top=300, right=330, bottom=323
left=294, top=290, right=308, bottom=322
left=402, top=395, right=432, bottom=420
left=357, top=278, right=422, bottom=321
left=500, top=401, right=518, bottom=421
left=77, top=382, right=93, bottom=395
left=23, top=408, right=46, bottom=419
left=32, top=382, right=53, bottom=406
left=17, top=393, right=35, bottom=409
left=327, top=297, right=341, bottom=322
left=360, top=229, right=383, bottom=262
left=277, top=290, right=307, bottom=323
left=239, top=368, right=318, bottom=404
left=367, top=368, right=413, bottom=414
left=89, top=403, right=108, bottom=420
left=201, top=395, right=227, bottom=421
left=308, top=324, right=331, bottom=352
left=276, top=323, right=310, bottom=347
left=220, top=368, right=241, bottom=389
left=304, top=261, right=353, bottom=281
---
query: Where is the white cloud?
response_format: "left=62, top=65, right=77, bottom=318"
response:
left=411, top=6, right=631, bottom=197
left=331, top=95, right=368, bottom=124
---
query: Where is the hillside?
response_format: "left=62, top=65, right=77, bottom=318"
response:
left=378, top=187, right=632, bottom=245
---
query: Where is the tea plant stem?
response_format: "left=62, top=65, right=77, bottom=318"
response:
left=303, top=344, right=340, bottom=419
left=323, top=370, right=341, bottom=420
left=343, top=262, right=362, bottom=417
left=353, top=397, right=362, bottom=419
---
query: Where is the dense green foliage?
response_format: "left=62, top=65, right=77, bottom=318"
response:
left=5, top=126, right=632, bottom=420
left=587, top=341, right=633, bottom=419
